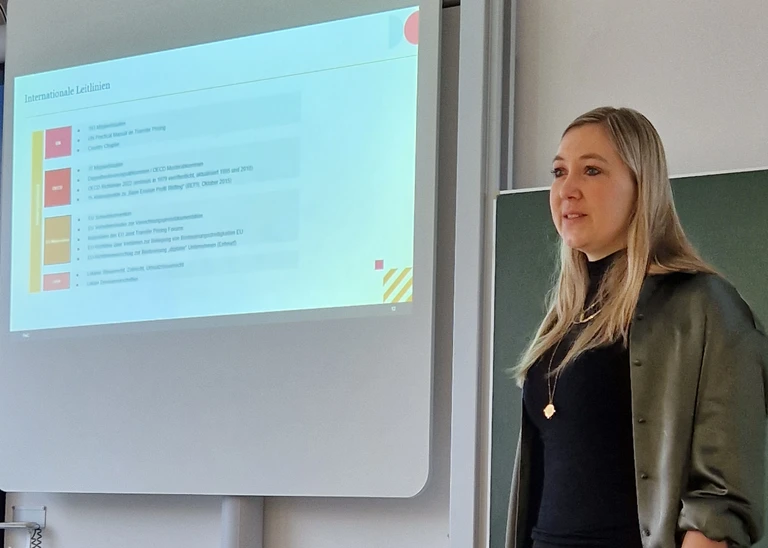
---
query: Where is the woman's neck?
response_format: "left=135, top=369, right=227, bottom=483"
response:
left=587, top=250, right=619, bottom=277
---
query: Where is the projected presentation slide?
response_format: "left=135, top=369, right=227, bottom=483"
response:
left=11, top=7, right=421, bottom=332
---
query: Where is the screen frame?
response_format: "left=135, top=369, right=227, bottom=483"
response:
left=0, top=0, right=442, bottom=497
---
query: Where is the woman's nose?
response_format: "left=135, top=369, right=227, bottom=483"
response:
left=559, top=172, right=581, bottom=200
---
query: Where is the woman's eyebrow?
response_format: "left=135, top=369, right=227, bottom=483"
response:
left=552, top=153, right=610, bottom=163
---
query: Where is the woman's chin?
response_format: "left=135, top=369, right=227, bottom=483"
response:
left=561, top=236, right=587, bottom=252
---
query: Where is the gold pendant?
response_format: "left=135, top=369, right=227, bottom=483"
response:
left=543, top=403, right=556, bottom=419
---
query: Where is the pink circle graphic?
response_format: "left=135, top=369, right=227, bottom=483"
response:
left=404, top=11, right=419, bottom=45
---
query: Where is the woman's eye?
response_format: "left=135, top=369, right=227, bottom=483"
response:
left=551, top=168, right=565, bottom=177
left=585, top=166, right=601, bottom=176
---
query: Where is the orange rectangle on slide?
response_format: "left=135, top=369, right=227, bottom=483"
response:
left=44, top=216, right=72, bottom=266
left=43, top=272, right=70, bottom=291
left=45, top=168, right=72, bottom=207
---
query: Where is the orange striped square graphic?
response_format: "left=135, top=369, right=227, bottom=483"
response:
left=383, top=267, right=413, bottom=303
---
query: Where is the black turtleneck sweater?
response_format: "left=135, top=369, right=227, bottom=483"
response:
left=522, top=253, right=642, bottom=548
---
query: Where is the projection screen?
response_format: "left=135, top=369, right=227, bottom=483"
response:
left=0, top=0, right=441, bottom=497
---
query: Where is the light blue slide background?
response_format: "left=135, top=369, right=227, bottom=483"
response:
left=11, top=7, right=419, bottom=331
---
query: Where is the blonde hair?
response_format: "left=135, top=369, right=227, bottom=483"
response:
left=513, top=106, right=715, bottom=385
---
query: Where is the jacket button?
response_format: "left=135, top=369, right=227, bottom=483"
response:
left=643, top=528, right=651, bottom=537
left=640, top=473, right=649, bottom=480
left=633, top=359, right=642, bottom=366
left=637, top=418, right=647, bottom=424
left=636, top=313, right=645, bottom=321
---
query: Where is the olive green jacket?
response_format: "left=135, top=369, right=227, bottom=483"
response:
left=507, top=273, right=768, bottom=548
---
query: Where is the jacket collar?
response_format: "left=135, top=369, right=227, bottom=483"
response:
left=637, top=274, right=665, bottom=313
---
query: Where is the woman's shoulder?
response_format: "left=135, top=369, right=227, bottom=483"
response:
left=656, top=271, right=761, bottom=332
left=659, top=272, right=768, bottom=417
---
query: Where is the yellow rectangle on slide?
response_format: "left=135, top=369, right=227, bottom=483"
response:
left=29, top=131, right=44, bottom=293
left=44, top=215, right=72, bottom=266
left=383, top=267, right=413, bottom=303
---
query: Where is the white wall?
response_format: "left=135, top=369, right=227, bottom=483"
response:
left=4, top=6, right=460, bottom=548
left=513, top=0, right=768, bottom=189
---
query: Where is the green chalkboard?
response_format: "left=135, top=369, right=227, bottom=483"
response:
left=490, top=169, right=768, bottom=548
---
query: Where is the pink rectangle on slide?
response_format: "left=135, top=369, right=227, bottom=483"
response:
left=43, top=272, right=70, bottom=291
left=45, top=126, right=73, bottom=159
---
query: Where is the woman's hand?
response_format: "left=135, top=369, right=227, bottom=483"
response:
left=681, top=530, right=727, bottom=548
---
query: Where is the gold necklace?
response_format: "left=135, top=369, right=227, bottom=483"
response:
left=544, top=339, right=563, bottom=419
left=544, top=305, right=602, bottom=419
left=574, top=300, right=601, bottom=324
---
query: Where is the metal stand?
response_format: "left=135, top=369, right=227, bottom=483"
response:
left=220, top=496, right=263, bottom=548
left=0, top=521, right=42, bottom=531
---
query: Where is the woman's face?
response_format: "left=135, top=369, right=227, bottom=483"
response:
left=550, top=123, right=637, bottom=261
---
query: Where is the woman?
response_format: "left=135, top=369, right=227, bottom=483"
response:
left=506, top=107, right=768, bottom=548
